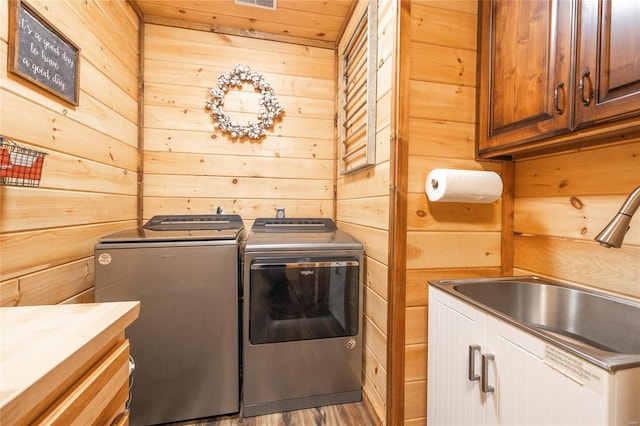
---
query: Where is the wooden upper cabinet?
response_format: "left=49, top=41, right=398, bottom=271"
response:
left=575, top=0, right=640, bottom=127
left=477, top=0, right=640, bottom=159
left=477, top=0, right=573, bottom=153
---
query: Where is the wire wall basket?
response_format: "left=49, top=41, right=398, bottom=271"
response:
left=0, top=137, right=48, bottom=187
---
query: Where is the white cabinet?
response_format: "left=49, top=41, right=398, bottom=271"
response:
left=427, top=285, right=494, bottom=425
left=427, top=286, right=640, bottom=425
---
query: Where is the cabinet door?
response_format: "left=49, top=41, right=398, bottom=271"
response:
left=575, top=0, right=640, bottom=126
left=491, top=319, right=609, bottom=425
left=428, top=287, right=489, bottom=426
left=477, top=0, right=573, bottom=155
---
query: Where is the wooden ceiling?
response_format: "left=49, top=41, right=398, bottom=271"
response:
left=131, top=0, right=357, bottom=48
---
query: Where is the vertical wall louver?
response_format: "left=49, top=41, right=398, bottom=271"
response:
left=339, top=1, right=377, bottom=174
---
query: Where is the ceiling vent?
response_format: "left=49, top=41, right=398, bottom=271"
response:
left=235, top=0, right=277, bottom=11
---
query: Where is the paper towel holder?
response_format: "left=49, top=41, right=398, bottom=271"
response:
left=426, top=168, right=503, bottom=204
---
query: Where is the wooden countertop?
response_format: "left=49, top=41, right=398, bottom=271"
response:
left=0, top=301, right=140, bottom=424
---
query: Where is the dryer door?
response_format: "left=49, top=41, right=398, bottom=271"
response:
left=249, top=257, right=360, bottom=344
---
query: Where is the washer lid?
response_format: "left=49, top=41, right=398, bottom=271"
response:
left=98, top=214, right=244, bottom=243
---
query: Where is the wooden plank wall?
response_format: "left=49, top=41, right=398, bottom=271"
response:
left=404, top=1, right=503, bottom=424
left=336, top=1, right=396, bottom=422
left=142, top=24, right=335, bottom=224
left=514, top=139, right=640, bottom=298
left=0, top=0, right=139, bottom=306
left=145, top=17, right=391, bottom=422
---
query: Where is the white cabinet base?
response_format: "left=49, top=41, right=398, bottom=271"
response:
left=427, top=285, right=640, bottom=425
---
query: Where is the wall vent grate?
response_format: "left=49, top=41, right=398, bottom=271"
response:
left=235, top=0, right=276, bottom=11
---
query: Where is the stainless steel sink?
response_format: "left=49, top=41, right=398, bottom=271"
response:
left=430, top=276, right=640, bottom=371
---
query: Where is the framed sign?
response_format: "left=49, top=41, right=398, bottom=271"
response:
left=7, top=0, right=80, bottom=105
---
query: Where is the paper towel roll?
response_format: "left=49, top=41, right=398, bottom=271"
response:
left=426, top=168, right=503, bottom=203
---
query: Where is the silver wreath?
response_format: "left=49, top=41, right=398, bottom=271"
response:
left=205, top=65, right=284, bottom=139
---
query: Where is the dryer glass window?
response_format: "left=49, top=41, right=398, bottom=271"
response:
left=249, top=257, right=360, bottom=344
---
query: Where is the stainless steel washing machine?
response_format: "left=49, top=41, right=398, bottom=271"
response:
left=242, top=218, right=364, bottom=417
left=95, top=214, right=244, bottom=426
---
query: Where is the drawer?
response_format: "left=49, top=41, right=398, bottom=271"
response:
left=34, top=340, right=130, bottom=425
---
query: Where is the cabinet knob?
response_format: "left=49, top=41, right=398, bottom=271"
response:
left=579, top=70, right=594, bottom=106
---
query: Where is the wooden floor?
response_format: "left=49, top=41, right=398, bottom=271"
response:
left=170, top=402, right=377, bottom=426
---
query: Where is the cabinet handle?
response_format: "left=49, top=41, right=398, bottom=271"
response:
left=468, top=344, right=481, bottom=381
left=578, top=70, right=594, bottom=106
left=554, top=82, right=565, bottom=115
left=481, top=353, right=495, bottom=393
